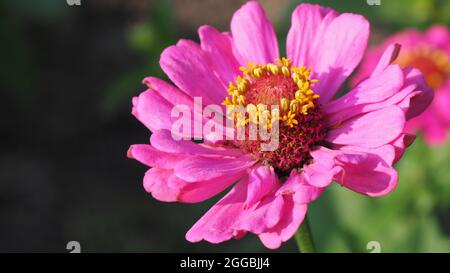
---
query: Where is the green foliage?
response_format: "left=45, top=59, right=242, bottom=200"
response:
left=310, top=137, right=450, bottom=252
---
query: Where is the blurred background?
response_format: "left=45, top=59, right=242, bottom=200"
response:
left=0, top=0, right=449, bottom=252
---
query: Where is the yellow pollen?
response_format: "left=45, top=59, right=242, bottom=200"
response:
left=222, top=57, right=321, bottom=128
left=276, top=57, right=292, bottom=67
left=280, top=98, right=289, bottom=112
left=290, top=100, right=299, bottom=113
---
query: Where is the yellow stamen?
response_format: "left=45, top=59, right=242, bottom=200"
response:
left=290, top=100, right=299, bottom=113
left=253, top=66, right=265, bottom=78
left=280, top=98, right=289, bottom=113
left=281, top=66, right=290, bottom=77
left=222, top=57, right=320, bottom=128
left=266, top=63, right=279, bottom=75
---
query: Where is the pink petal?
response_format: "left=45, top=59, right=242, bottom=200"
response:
left=137, top=77, right=206, bottom=137
left=350, top=47, right=385, bottom=87
left=186, top=180, right=248, bottom=243
left=143, top=168, right=179, bottom=202
left=230, top=1, right=279, bottom=64
left=150, top=129, right=242, bottom=157
left=325, top=84, right=414, bottom=128
left=174, top=155, right=254, bottom=182
left=391, top=133, right=416, bottom=163
left=383, top=29, right=423, bottom=50
left=351, top=29, right=425, bottom=87
left=142, top=76, right=233, bottom=139
left=258, top=199, right=307, bottom=249
left=245, top=165, right=280, bottom=208
left=131, top=89, right=174, bottom=132
left=326, top=68, right=432, bottom=127
left=312, top=13, right=370, bottom=104
left=372, top=44, right=401, bottom=76
left=325, top=64, right=404, bottom=114
left=142, top=77, right=193, bottom=107
left=327, top=106, right=405, bottom=148
left=423, top=115, right=449, bottom=144
left=335, top=146, right=398, bottom=196
left=301, top=147, right=341, bottom=188
left=143, top=167, right=244, bottom=204
left=339, top=145, right=396, bottom=166
left=400, top=68, right=434, bottom=120
left=198, top=26, right=241, bottom=86
left=287, top=4, right=337, bottom=68
left=432, top=82, right=450, bottom=124
left=425, top=25, right=450, bottom=48
left=169, top=172, right=244, bottom=203
left=127, top=144, right=185, bottom=169
left=160, top=39, right=225, bottom=105
left=280, top=171, right=325, bottom=204
left=237, top=194, right=285, bottom=234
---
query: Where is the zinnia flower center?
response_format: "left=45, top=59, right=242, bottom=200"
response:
left=397, top=46, right=450, bottom=89
left=222, top=58, right=327, bottom=176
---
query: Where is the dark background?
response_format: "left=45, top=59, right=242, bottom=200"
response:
left=1, top=0, right=449, bottom=252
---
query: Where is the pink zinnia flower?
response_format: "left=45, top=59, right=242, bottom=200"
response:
left=353, top=25, right=450, bottom=144
left=128, top=2, right=433, bottom=249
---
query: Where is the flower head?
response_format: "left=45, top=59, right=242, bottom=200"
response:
left=223, top=58, right=325, bottom=175
left=128, top=1, right=432, bottom=249
left=353, top=25, right=449, bottom=144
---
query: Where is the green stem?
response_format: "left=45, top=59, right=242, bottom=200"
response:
left=294, top=215, right=316, bottom=253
